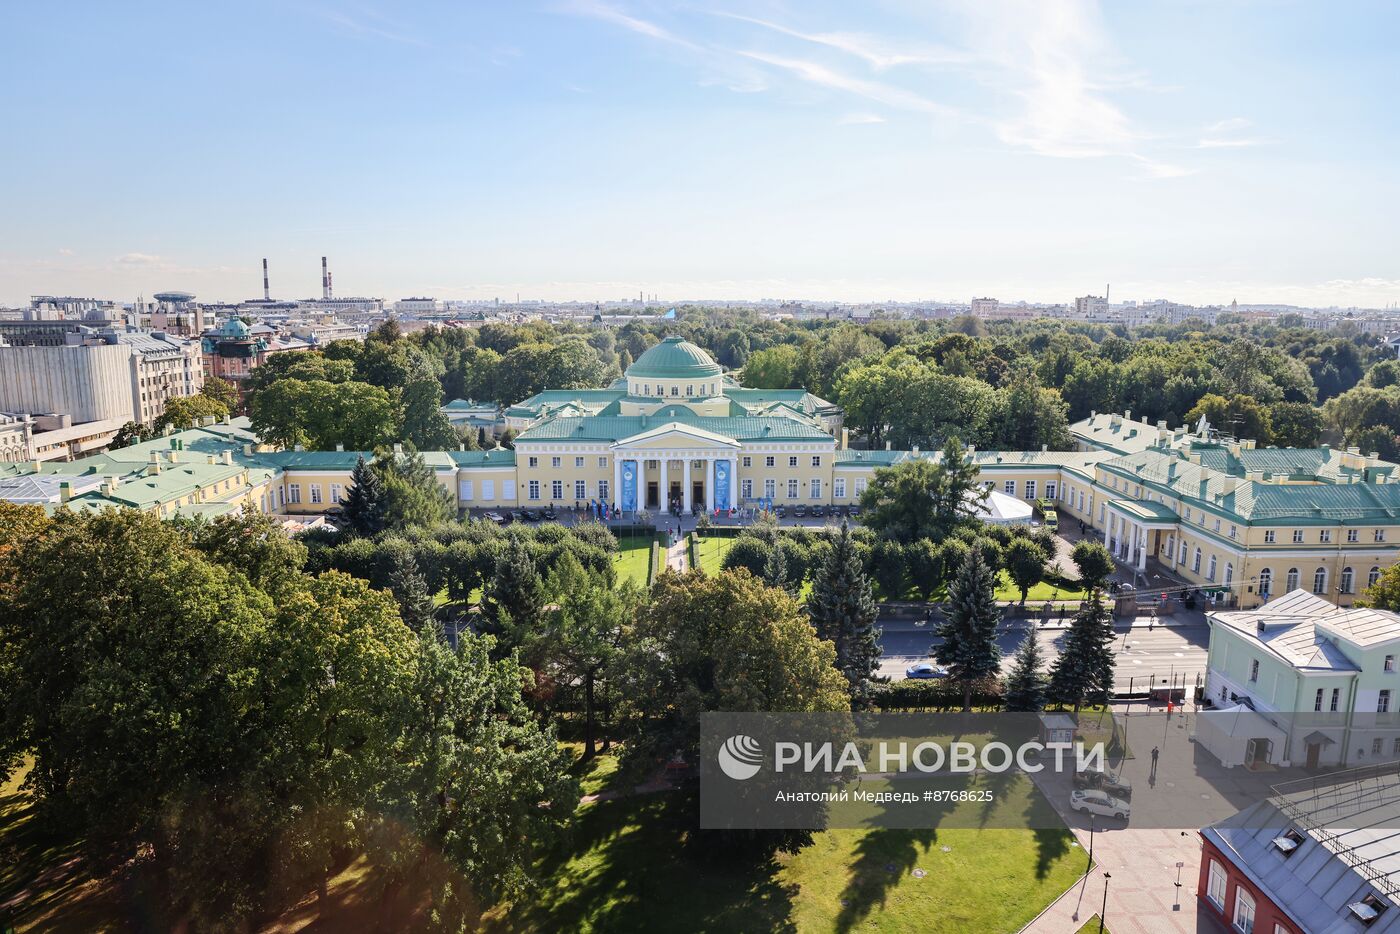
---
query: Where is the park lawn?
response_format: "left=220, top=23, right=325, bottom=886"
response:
left=994, top=572, right=1087, bottom=604
left=484, top=789, right=1084, bottom=934
left=613, top=537, right=654, bottom=587
left=1076, top=917, right=1111, bottom=933
left=691, top=534, right=733, bottom=574
left=561, top=741, right=628, bottom=799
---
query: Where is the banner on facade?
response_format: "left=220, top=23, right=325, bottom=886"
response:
left=620, top=459, right=638, bottom=512
left=714, top=458, right=731, bottom=511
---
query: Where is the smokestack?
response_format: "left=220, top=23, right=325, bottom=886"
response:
left=321, top=256, right=329, bottom=300
left=262, top=258, right=270, bottom=301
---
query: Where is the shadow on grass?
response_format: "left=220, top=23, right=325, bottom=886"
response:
left=486, top=792, right=797, bottom=934
left=832, top=826, right=936, bottom=933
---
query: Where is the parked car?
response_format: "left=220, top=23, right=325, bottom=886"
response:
left=849, top=504, right=862, bottom=517
left=1070, top=789, right=1131, bottom=821
left=1072, top=767, right=1133, bottom=801
left=905, top=661, right=950, bottom=680
left=510, top=510, right=527, bottom=523
left=793, top=505, right=806, bottom=518
left=810, top=504, right=825, bottom=518
left=774, top=506, right=786, bottom=519
left=521, top=509, right=541, bottom=521
left=485, top=511, right=505, bottom=524
left=542, top=507, right=558, bottom=521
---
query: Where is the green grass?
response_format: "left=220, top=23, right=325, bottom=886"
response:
left=994, top=572, right=1087, bottom=604
left=692, top=534, right=735, bottom=574
left=612, top=537, right=654, bottom=588
left=1076, top=917, right=1111, bottom=933
left=562, top=742, right=627, bottom=799
left=485, top=785, right=1084, bottom=934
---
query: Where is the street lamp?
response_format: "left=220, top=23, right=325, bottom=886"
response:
left=1099, top=872, right=1111, bottom=933
left=1087, top=812, right=1096, bottom=870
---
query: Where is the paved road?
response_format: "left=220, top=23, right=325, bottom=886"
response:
left=878, top=612, right=1209, bottom=692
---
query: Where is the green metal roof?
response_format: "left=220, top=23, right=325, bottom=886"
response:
left=514, top=413, right=834, bottom=444
left=624, top=336, right=723, bottom=379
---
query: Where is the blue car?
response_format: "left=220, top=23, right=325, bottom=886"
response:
left=905, top=662, right=950, bottom=680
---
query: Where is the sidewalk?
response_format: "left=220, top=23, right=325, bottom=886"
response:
left=1021, top=826, right=1205, bottom=933
left=665, top=537, right=688, bottom=572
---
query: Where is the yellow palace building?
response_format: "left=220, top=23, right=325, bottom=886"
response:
left=4, top=335, right=1400, bottom=609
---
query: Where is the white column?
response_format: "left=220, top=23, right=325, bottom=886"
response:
left=1137, top=525, right=1148, bottom=571
left=706, top=457, right=716, bottom=511
left=613, top=456, right=621, bottom=509
left=660, top=458, right=669, bottom=512
left=683, top=458, right=693, bottom=513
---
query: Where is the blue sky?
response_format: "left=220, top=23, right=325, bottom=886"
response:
left=2, top=1, right=1397, bottom=307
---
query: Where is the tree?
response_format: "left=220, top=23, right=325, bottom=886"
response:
left=373, top=446, right=455, bottom=531
left=870, top=538, right=907, bottom=598
left=250, top=378, right=399, bottom=451
left=1268, top=400, right=1324, bottom=448
left=1004, top=537, right=1048, bottom=604
left=482, top=537, right=545, bottom=651
left=991, top=367, right=1072, bottom=451
left=401, top=376, right=457, bottom=450
left=1071, top=540, right=1115, bottom=592
left=200, top=376, right=240, bottom=411
left=904, top=538, right=944, bottom=601
left=859, top=437, right=985, bottom=543
left=110, top=420, right=152, bottom=449
left=762, top=541, right=794, bottom=594
left=741, top=345, right=801, bottom=389
left=721, top=536, right=771, bottom=577
left=614, top=570, right=848, bottom=779
left=933, top=546, right=1002, bottom=712
left=1361, top=564, right=1400, bottom=611
left=340, top=455, right=385, bottom=537
left=807, top=523, right=882, bottom=709
left=153, top=393, right=228, bottom=433
left=1003, top=629, right=1048, bottom=712
left=1047, top=589, right=1116, bottom=712
left=388, top=552, right=437, bottom=632
left=1185, top=392, right=1273, bottom=445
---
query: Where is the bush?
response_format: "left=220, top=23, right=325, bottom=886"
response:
left=723, top=536, right=772, bottom=577
left=869, top=676, right=1003, bottom=712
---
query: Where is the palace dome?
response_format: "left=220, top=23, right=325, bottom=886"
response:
left=626, top=336, right=722, bottom=380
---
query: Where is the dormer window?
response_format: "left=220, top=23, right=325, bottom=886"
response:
left=1271, top=828, right=1304, bottom=856
left=1349, top=894, right=1387, bottom=925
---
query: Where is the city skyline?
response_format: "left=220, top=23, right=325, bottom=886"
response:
left=3, top=1, right=1398, bottom=308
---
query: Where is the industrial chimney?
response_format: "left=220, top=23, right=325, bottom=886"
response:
left=321, top=256, right=329, bottom=300
left=262, top=258, right=270, bottom=301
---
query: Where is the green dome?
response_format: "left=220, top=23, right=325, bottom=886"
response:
left=219, top=318, right=250, bottom=339
left=626, top=336, right=722, bottom=380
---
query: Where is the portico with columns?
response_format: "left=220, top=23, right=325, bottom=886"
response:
left=610, top=422, right=742, bottom=515
left=1105, top=499, right=1180, bottom=572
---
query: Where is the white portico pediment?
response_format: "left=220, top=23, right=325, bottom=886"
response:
left=611, top=422, right=741, bottom=452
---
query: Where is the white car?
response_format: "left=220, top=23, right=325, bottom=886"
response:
left=905, top=662, right=951, bottom=680
left=1070, top=789, right=1130, bottom=820
left=484, top=511, right=505, bottom=524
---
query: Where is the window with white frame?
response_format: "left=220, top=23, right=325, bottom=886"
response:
left=1250, top=659, right=1259, bottom=682
left=834, top=478, right=846, bottom=498
left=1380, top=690, right=1391, bottom=713
left=1005, top=481, right=1016, bottom=496
left=1331, top=688, right=1340, bottom=711
left=1293, top=530, right=1304, bottom=544
left=528, top=456, right=539, bottom=468
left=1025, top=480, right=1037, bottom=499
left=787, top=479, right=799, bottom=499
left=575, top=480, right=586, bottom=500
left=741, top=479, right=753, bottom=500
left=788, top=456, right=798, bottom=468
left=854, top=478, right=868, bottom=496
left=1320, top=530, right=1332, bottom=543
left=1378, top=529, right=1388, bottom=543
left=1046, top=481, right=1057, bottom=499
left=742, top=456, right=752, bottom=467
left=670, top=386, right=678, bottom=396
left=1233, top=887, right=1255, bottom=933
left=1313, top=567, right=1327, bottom=594
left=1208, top=555, right=1218, bottom=581
left=289, top=484, right=301, bottom=504
left=552, top=456, right=561, bottom=468
left=764, top=478, right=776, bottom=499
left=1371, top=567, right=1383, bottom=589
left=598, top=480, right=609, bottom=501
left=1259, top=567, right=1272, bottom=596
left=528, top=481, right=540, bottom=500
left=1315, top=689, right=1325, bottom=712
left=1287, top=568, right=1299, bottom=590
left=1224, top=563, right=1233, bottom=586
left=1180, top=541, right=1188, bottom=563
left=599, top=456, right=608, bottom=468
left=1207, top=860, right=1227, bottom=909
left=811, top=455, right=821, bottom=467
left=310, top=484, right=322, bottom=504
left=1264, top=530, right=1275, bottom=543
left=331, top=483, right=342, bottom=503
left=575, top=457, right=584, bottom=468
left=765, top=456, right=775, bottom=468
left=1193, top=548, right=1202, bottom=572
left=1341, top=567, right=1354, bottom=594
left=551, top=480, right=563, bottom=500
left=460, top=480, right=473, bottom=502
left=810, top=478, right=821, bottom=499
left=1349, top=529, right=1360, bottom=543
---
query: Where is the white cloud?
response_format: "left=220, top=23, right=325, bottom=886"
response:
left=737, top=50, right=956, bottom=118
left=315, top=8, right=428, bottom=47
left=839, top=112, right=886, bottom=125
left=1196, top=137, right=1269, bottom=149
left=563, top=0, right=701, bottom=51
left=117, top=252, right=163, bottom=265
left=57, top=248, right=74, bottom=256
left=712, top=12, right=970, bottom=70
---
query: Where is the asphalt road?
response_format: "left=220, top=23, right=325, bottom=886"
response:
left=878, top=611, right=1210, bottom=692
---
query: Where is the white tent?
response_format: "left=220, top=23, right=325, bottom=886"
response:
left=974, top=487, right=1034, bottom=525
left=1195, top=704, right=1289, bottom=769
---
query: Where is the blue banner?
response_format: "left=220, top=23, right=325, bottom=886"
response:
left=714, top=458, right=732, bottom=511
left=620, top=459, right=638, bottom=512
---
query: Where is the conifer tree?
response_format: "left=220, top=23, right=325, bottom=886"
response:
left=1004, top=628, right=1047, bottom=712
left=340, top=454, right=385, bottom=537
left=1047, top=588, right=1116, bottom=712
left=807, top=522, right=882, bottom=708
left=389, top=552, right=437, bottom=633
left=482, top=537, right=545, bottom=652
left=763, top=541, right=793, bottom=594
left=933, top=545, right=1003, bottom=711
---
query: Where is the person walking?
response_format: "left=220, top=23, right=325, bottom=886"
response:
left=1150, top=745, right=1160, bottom=779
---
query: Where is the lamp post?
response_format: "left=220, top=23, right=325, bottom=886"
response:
left=1099, top=872, right=1111, bottom=933
left=1087, top=812, right=1096, bottom=870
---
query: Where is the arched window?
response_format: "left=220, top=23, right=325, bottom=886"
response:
left=1370, top=567, right=1382, bottom=589
left=1208, top=555, right=1218, bottom=581
left=1313, top=567, right=1328, bottom=595
left=686, top=384, right=694, bottom=396
left=1224, top=563, right=1233, bottom=587
left=1259, top=567, right=1273, bottom=597
left=1179, top=541, right=1187, bottom=563
left=1340, top=567, right=1354, bottom=594
left=1286, top=568, right=1299, bottom=591
left=1193, top=548, right=1202, bottom=573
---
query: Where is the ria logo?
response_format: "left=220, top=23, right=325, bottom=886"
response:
left=717, top=734, right=764, bottom=780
